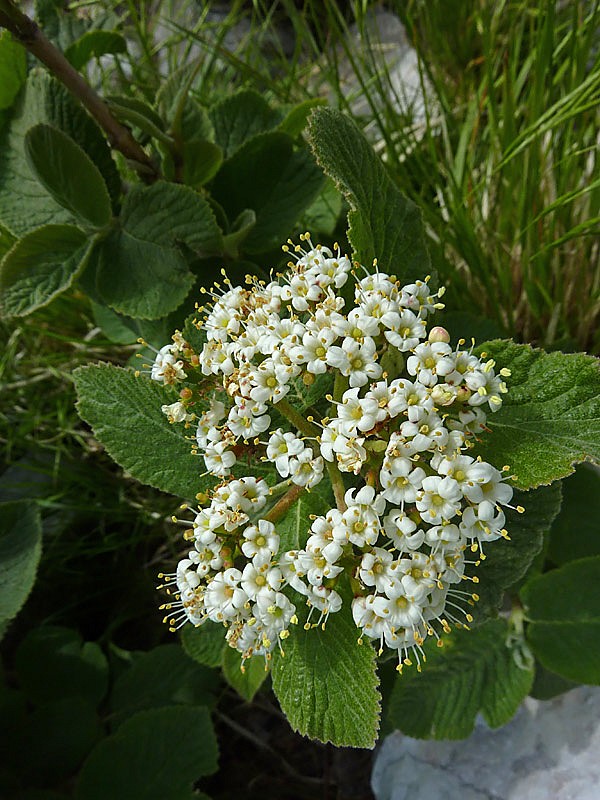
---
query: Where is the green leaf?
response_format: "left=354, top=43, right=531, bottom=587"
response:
left=15, top=627, right=108, bottom=706
left=110, top=644, right=218, bottom=726
left=473, top=483, right=562, bottom=622
left=106, top=95, right=169, bottom=143
left=91, top=302, right=138, bottom=345
left=86, top=181, right=223, bottom=319
left=65, top=30, right=127, bottom=70
left=308, top=107, right=430, bottom=280
left=521, top=556, right=600, bottom=684
left=473, top=340, right=600, bottom=489
left=210, top=89, right=281, bottom=158
left=183, top=139, right=223, bottom=187
left=301, top=178, right=343, bottom=237
left=0, top=224, right=93, bottom=317
left=14, top=697, right=102, bottom=786
left=222, top=647, right=268, bottom=702
left=530, top=661, right=578, bottom=700
left=271, top=598, right=381, bottom=748
left=278, top=98, right=327, bottom=138
left=211, top=131, right=324, bottom=253
left=73, top=364, right=205, bottom=499
left=0, top=223, right=16, bottom=261
left=180, top=622, right=225, bottom=668
left=25, top=124, right=112, bottom=228
left=547, top=463, right=600, bottom=565
left=0, top=501, right=42, bottom=632
left=76, top=706, right=218, bottom=800
left=277, top=482, right=334, bottom=553
left=441, top=310, right=504, bottom=346
left=0, top=32, right=26, bottom=110
left=0, top=70, right=119, bottom=235
left=384, top=619, right=534, bottom=739
left=222, top=209, right=257, bottom=259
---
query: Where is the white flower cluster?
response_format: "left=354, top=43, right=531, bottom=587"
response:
left=154, top=236, right=515, bottom=671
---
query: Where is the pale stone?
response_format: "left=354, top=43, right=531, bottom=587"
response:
left=372, top=686, right=600, bottom=800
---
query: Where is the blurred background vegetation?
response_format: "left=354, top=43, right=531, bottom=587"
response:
left=0, top=1, right=598, bottom=797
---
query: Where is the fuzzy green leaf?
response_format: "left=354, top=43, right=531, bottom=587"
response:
left=106, top=95, right=168, bottom=142
left=271, top=599, right=380, bottom=748
left=180, top=622, right=225, bottom=668
left=521, top=556, right=600, bottom=684
left=25, top=124, right=112, bottom=228
left=0, top=32, right=26, bottom=110
left=0, top=501, right=42, bottom=633
left=85, top=182, right=223, bottom=319
left=76, top=706, right=218, bottom=800
left=301, top=178, right=343, bottom=237
left=547, top=464, right=600, bottom=565
left=65, top=30, right=127, bottom=70
left=211, top=131, right=324, bottom=254
left=182, top=139, right=223, bottom=187
left=0, top=70, right=119, bottom=235
left=473, top=340, right=600, bottom=489
left=210, top=89, right=281, bottom=158
left=277, top=483, right=334, bottom=553
left=0, top=224, right=92, bottom=317
left=384, top=619, right=534, bottom=739
left=15, top=626, right=108, bottom=706
left=278, top=98, right=327, bottom=138
left=110, top=645, right=217, bottom=726
left=222, top=647, right=268, bottom=702
left=73, top=364, right=204, bottom=499
left=308, top=107, right=430, bottom=279
left=473, top=483, right=562, bottom=622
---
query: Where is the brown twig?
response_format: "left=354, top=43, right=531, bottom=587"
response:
left=0, top=0, right=158, bottom=178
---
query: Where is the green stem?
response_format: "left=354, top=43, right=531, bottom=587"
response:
left=325, top=460, right=347, bottom=512
left=0, top=0, right=157, bottom=177
left=333, top=370, right=349, bottom=403
left=275, top=398, right=321, bottom=439
left=265, top=483, right=305, bottom=524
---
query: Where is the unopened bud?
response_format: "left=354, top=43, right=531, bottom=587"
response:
left=455, top=385, right=472, bottom=403
left=428, top=326, right=450, bottom=344
left=431, top=385, right=455, bottom=406
left=302, top=371, right=315, bottom=386
left=180, top=387, right=193, bottom=400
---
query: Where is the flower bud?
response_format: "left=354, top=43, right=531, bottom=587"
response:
left=428, top=326, right=450, bottom=343
left=431, top=385, right=455, bottom=406
left=455, top=385, right=472, bottom=403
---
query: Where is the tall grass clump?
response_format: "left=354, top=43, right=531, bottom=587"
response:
left=291, top=0, right=600, bottom=351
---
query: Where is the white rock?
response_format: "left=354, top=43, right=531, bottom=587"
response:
left=372, top=686, right=600, bottom=800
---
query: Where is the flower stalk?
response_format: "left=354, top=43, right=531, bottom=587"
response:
left=0, top=0, right=158, bottom=178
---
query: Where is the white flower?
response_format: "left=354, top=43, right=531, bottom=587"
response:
left=383, top=510, right=425, bottom=552
left=227, top=399, right=271, bottom=440
left=359, top=548, right=396, bottom=594
left=326, top=337, right=382, bottom=387
left=289, top=448, right=324, bottom=488
left=266, top=429, right=306, bottom=478
left=380, top=457, right=426, bottom=504
left=204, top=568, right=247, bottom=622
left=290, top=329, right=337, bottom=374
left=151, top=344, right=186, bottom=384
left=416, top=475, right=462, bottom=524
left=204, top=440, right=236, bottom=477
left=240, top=561, right=282, bottom=600
left=335, top=388, right=380, bottom=436
left=406, top=342, right=453, bottom=387
left=241, top=520, right=279, bottom=560
left=384, top=309, right=427, bottom=351
left=161, top=401, right=192, bottom=424
left=160, top=236, right=514, bottom=661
